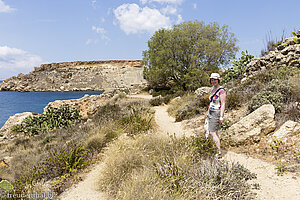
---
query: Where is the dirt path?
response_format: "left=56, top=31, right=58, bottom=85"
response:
left=58, top=163, right=107, bottom=200
left=60, top=95, right=300, bottom=200
left=153, top=104, right=300, bottom=200
left=224, top=151, right=300, bottom=200
left=153, top=106, right=194, bottom=137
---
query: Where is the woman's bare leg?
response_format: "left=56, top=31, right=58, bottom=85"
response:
left=209, top=131, right=221, bottom=153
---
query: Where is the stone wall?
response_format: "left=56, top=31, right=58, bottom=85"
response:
left=0, top=60, right=147, bottom=92
left=244, top=30, right=300, bottom=79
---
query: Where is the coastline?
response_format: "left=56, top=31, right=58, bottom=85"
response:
left=0, top=91, right=104, bottom=130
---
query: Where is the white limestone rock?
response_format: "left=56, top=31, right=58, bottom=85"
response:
left=227, top=104, right=276, bottom=144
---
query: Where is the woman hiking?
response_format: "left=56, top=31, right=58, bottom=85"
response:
left=207, top=73, right=226, bottom=158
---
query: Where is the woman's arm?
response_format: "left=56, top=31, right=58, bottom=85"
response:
left=220, top=92, right=226, bottom=123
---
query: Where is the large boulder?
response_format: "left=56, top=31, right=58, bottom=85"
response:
left=227, top=104, right=276, bottom=144
left=0, top=112, right=33, bottom=141
left=44, top=94, right=108, bottom=119
left=195, top=87, right=211, bottom=96
left=270, top=120, right=300, bottom=142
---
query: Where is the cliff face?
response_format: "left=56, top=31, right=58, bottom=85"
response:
left=0, top=60, right=147, bottom=92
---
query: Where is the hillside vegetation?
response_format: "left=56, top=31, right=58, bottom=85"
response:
left=0, top=95, right=154, bottom=196
left=0, top=23, right=299, bottom=199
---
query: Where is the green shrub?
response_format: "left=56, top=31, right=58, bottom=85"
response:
left=220, top=120, right=231, bottom=130
left=226, top=91, right=242, bottom=109
left=222, top=51, right=254, bottom=84
left=11, top=105, right=81, bottom=136
left=149, top=96, right=163, bottom=106
left=265, top=79, right=292, bottom=102
left=175, top=94, right=209, bottom=122
left=0, top=179, right=14, bottom=193
left=248, top=90, right=283, bottom=113
left=275, top=164, right=286, bottom=176
left=46, top=143, right=88, bottom=176
left=254, top=66, right=298, bottom=83
left=13, top=143, right=89, bottom=194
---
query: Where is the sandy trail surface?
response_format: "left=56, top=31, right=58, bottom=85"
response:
left=58, top=163, right=107, bottom=200
left=153, top=104, right=300, bottom=200
left=60, top=95, right=300, bottom=200
left=224, top=151, right=300, bottom=200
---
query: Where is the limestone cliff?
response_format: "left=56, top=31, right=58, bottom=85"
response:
left=0, top=60, right=147, bottom=92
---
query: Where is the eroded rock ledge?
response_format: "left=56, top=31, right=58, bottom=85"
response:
left=0, top=60, right=147, bottom=92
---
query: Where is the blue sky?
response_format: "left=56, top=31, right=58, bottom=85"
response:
left=0, top=0, right=299, bottom=79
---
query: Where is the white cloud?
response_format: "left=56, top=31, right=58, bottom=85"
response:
left=114, top=3, right=171, bottom=34
left=161, top=5, right=177, bottom=15
left=92, top=26, right=110, bottom=41
left=0, top=46, right=43, bottom=79
left=140, top=0, right=184, bottom=4
left=193, top=3, right=197, bottom=9
left=91, top=0, right=97, bottom=9
left=0, top=0, right=15, bottom=13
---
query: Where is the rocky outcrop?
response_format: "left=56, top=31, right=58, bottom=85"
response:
left=195, top=87, right=211, bottom=96
left=227, top=104, right=276, bottom=144
left=0, top=60, right=147, bottom=92
left=270, top=120, right=300, bottom=142
left=243, top=30, right=300, bottom=79
left=43, top=90, right=125, bottom=119
left=0, top=112, right=33, bottom=141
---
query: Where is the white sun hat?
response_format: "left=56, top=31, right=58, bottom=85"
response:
left=210, top=73, right=220, bottom=79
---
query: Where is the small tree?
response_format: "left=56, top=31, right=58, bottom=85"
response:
left=143, top=20, right=238, bottom=92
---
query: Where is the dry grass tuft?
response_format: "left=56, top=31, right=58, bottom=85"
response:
left=98, top=134, right=256, bottom=199
left=0, top=98, right=154, bottom=196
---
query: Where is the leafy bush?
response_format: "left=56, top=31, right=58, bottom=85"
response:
left=149, top=96, right=163, bottom=106
left=248, top=90, right=283, bottom=113
left=222, top=51, right=254, bottom=83
left=226, top=91, right=242, bottom=109
left=0, top=179, right=14, bottom=193
left=45, top=143, right=88, bottom=176
left=253, top=66, right=298, bottom=83
left=11, top=105, right=81, bottom=136
left=265, top=79, right=292, bottom=102
left=275, top=164, right=286, bottom=176
left=13, top=143, right=89, bottom=194
left=247, top=75, right=298, bottom=113
left=175, top=94, right=209, bottom=122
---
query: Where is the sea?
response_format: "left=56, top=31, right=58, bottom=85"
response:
left=0, top=81, right=102, bottom=129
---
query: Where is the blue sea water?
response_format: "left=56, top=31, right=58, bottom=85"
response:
left=0, top=91, right=103, bottom=129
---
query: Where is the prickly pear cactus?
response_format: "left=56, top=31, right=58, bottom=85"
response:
left=0, top=180, right=13, bottom=192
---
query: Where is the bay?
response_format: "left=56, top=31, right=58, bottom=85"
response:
left=0, top=91, right=103, bottom=129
